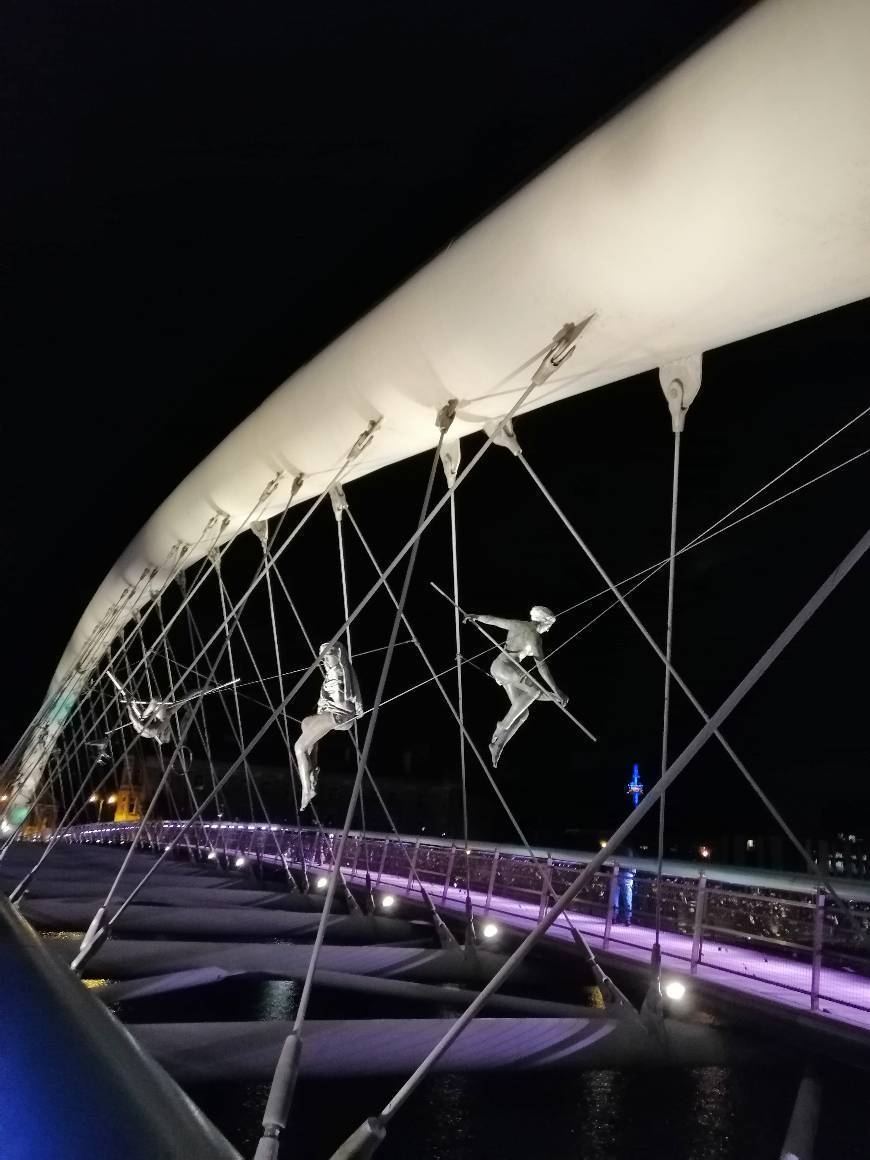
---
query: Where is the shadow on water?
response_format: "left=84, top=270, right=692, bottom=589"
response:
left=115, top=980, right=868, bottom=1158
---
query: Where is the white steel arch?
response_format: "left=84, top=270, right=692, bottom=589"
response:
left=8, top=0, right=870, bottom=817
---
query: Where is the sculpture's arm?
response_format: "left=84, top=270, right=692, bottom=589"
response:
left=535, top=658, right=566, bottom=702
left=464, top=613, right=514, bottom=630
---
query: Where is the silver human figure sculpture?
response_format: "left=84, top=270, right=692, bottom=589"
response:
left=464, top=606, right=567, bottom=767
left=107, top=671, right=238, bottom=747
left=126, top=699, right=177, bottom=744
left=88, top=737, right=112, bottom=766
left=294, top=641, right=362, bottom=810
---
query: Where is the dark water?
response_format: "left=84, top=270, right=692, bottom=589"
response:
left=118, top=980, right=868, bottom=1159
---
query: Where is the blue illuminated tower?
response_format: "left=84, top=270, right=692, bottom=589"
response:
left=626, top=763, right=644, bottom=808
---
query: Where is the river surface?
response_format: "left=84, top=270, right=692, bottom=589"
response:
left=118, top=979, right=866, bottom=1159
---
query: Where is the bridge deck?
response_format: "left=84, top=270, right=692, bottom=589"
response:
left=56, top=822, right=870, bottom=1043
left=362, top=869, right=870, bottom=1035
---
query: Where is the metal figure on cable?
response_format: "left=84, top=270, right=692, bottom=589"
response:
left=107, top=671, right=239, bottom=746
left=294, top=641, right=363, bottom=810
left=87, top=737, right=112, bottom=766
left=463, top=606, right=567, bottom=767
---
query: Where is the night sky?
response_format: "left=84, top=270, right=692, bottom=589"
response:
left=5, top=2, right=870, bottom=847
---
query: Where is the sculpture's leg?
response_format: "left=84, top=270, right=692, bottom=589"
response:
left=490, top=688, right=537, bottom=767
left=294, top=714, right=334, bottom=809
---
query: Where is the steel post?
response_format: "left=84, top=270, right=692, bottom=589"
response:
left=406, top=838, right=421, bottom=891
left=376, top=839, right=389, bottom=885
left=690, top=873, right=707, bottom=973
left=442, top=844, right=456, bottom=903
left=485, top=851, right=500, bottom=913
left=603, top=861, right=619, bottom=949
left=810, top=890, right=825, bottom=1011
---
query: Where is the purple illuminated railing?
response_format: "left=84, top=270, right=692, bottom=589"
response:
left=57, top=820, right=870, bottom=1027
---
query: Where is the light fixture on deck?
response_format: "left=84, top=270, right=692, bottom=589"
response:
left=316, top=876, right=329, bottom=889
left=380, top=894, right=395, bottom=910
left=234, top=856, right=247, bottom=868
left=699, top=845, right=711, bottom=860
left=482, top=922, right=499, bottom=940
left=664, top=979, right=686, bottom=1001
left=207, top=851, right=217, bottom=861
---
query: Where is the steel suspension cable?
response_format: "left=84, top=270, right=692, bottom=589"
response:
left=254, top=423, right=450, bottom=1160
left=331, top=519, right=870, bottom=1159
left=346, top=508, right=624, bottom=999
left=256, top=529, right=309, bottom=887
left=357, top=436, right=870, bottom=718
left=557, top=399, right=870, bottom=622
left=333, top=499, right=372, bottom=889
left=212, top=554, right=258, bottom=822
left=653, top=429, right=681, bottom=967
left=448, top=486, right=471, bottom=906
left=91, top=325, right=592, bottom=938
left=516, top=450, right=857, bottom=918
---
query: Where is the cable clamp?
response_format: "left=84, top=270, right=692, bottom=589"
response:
left=347, top=418, right=382, bottom=461
left=288, top=473, right=305, bottom=503
left=532, top=317, right=594, bottom=386
left=436, top=398, right=458, bottom=434
left=258, top=473, right=284, bottom=506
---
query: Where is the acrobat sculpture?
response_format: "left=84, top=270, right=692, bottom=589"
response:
left=107, top=671, right=239, bottom=746
left=294, top=641, right=363, bottom=810
left=463, top=606, right=567, bottom=767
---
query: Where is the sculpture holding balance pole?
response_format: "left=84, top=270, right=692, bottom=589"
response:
left=463, top=606, right=568, bottom=767
left=294, top=641, right=363, bottom=810
left=106, top=671, right=239, bottom=746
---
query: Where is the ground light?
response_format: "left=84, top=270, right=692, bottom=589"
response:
left=234, top=856, right=246, bottom=868
left=380, top=894, right=395, bottom=909
left=664, top=979, right=686, bottom=1001
left=207, top=851, right=217, bottom=861
left=316, top=876, right=328, bottom=889
left=482, top=922, right=500, bottom=939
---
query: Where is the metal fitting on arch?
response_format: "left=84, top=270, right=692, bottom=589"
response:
left=659, top=354, right=703, bottom=433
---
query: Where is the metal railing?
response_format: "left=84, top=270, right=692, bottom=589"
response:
left=56, top=821, right=870, bottom=1021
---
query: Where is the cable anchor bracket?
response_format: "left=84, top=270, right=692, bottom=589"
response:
left=659, top=354, right=703, bottom=434
left=329, top=483, right=349, bottom=522
left=483, top=417, right=522, bottom=457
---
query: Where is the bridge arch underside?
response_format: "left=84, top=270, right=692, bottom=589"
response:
left=3, top=1, right=870, bottom=1153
